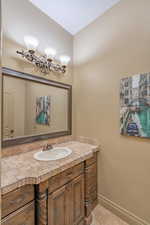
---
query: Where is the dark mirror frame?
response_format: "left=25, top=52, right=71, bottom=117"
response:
left=2, top=67, right=72, bottom=148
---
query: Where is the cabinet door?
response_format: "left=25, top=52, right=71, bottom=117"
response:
left=48, top=184, right=72, bottom=225
left=1, top=202, right=35, bottom=225
left=71, top=174, right=85, bottom=225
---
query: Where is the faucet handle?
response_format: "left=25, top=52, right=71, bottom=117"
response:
left=42, top=143, right=56, bottom=151
left=47, top=144, right=53, bottom=149
left=42, top=144, right=49, bottom=151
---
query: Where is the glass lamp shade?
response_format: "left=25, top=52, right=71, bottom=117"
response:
left=45, top=48, right=56, bottom=59
left=59, top=55, right=71, bottom=66
left=24, top=36, right=39, bottom=51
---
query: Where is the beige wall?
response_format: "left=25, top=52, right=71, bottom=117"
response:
left=2, top=0, right=73, bottom=85
left=74, top=0, right=150, bottom=223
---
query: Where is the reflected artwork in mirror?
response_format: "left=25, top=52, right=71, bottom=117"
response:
left=36, top=96, right=51, bottom=126
left=2, top=67, right=72, bottom=147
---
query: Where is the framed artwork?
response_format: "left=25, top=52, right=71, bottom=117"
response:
left=120, top=73, right=150, bottom=137
left=36, top=96, right=51, bottom=125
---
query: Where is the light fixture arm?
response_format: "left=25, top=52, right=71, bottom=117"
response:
left=16, top=50, right=66, bottom=74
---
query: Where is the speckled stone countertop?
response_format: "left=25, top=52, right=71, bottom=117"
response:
left=2, top=141, right=99, bottom=195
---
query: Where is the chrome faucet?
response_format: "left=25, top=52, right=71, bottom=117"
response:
left=42, top=144, right=53, bottom=151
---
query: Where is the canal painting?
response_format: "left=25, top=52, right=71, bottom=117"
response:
left=120, top=73, right=150, bottom=138
left=36, top=96, right=51, bottom=126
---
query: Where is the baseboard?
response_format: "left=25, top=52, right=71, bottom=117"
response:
left=98, top=194, right=150, bottom=225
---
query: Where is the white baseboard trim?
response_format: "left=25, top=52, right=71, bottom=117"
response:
left=98, top=194, right=150, bottom=225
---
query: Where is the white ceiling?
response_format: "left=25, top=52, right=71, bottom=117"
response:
left=29, top=0, right=120, bottom=35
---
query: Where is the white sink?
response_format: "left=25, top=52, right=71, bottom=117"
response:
left=34, top=147, right=72, bottom=161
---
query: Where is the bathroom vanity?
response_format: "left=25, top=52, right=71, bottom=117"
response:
left=2, top=142, right=98, bottom=225
left=1, top=69, right=99, bottom=225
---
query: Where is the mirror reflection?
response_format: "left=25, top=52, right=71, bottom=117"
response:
left=3, top=75, right=69, bottom=140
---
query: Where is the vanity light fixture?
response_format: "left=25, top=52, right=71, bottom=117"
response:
left=16, top=36, right=71, bottom=74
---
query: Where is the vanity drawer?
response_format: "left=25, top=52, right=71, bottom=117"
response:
left=2, top=184, right=34, bottom=218
left=85, top=152, right=97, bottom=168
left=1, top=201, right=35, bottom=225
left=48, top=162, right=84, bottom=193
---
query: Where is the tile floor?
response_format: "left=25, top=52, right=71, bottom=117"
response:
left=91, top=205, right=129, bottom=225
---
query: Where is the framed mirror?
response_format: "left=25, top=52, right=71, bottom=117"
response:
left=2, top=67, right=72, bottom=147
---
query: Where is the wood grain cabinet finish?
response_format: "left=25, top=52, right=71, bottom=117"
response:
left=1, top=201, right=35, bottom=225
left=85, top=163, right=97, bottom=205
left=85, top=153, right=97, bottom=167
left=48, top=184, right=72, bottom=225
left=85, top=153, right=98, bottom=220
left=48, top=174, right=84, bottom=225
left=48, top=162, right=84, bottom=194
left=36, top=181, right=49, bottom=225
left=2, top=154, right=98, bottom=225
left=2, top=184, right=34, bottom=218
left=72, top=175, right=85, bottom=225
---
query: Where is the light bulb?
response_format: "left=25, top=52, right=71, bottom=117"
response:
left=45, top=48, right=56, bottom=59
left=59, top=55, right=71, bottom=66
left=24, top=36, right=39, bottom=51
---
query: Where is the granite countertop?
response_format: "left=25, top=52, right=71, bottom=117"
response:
left=2, top=141, right=99, bottom=195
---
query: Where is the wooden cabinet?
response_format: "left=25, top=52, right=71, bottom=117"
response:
left=85, top=162, right=97, bottom=216
left=2, top=202, right=35, bottom=225
left=48, top=162, right=84, bottom=194
left=2, top=153, right=98, bottom=225
left=2, top=184, right=34, bottom=218
left=48, top=184, right=72, bottom=225
left=48, top=174, right=85, bottom=225
left=84, top=153, right=98, bottom=225
left=37, top=158, right=97, bottom=225
left=2, top=185, right=35, bottom=225
left=72, top=175, right=84, bottom=225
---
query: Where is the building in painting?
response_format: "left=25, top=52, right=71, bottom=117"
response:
left=120, top=77, right=132, bottom=107
left=120, top=72, right=150, bottom=138
left=139, top=73, right=150, bottom=106
left=120, top=73, right=150, bottom=107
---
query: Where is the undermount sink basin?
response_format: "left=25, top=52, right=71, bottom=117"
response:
left=34, top=147, right=72, bottom=161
